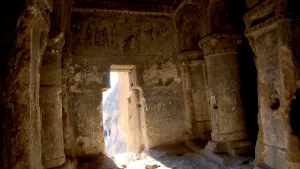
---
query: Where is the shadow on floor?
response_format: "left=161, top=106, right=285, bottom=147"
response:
left=78, top=156, right=120, bottom=169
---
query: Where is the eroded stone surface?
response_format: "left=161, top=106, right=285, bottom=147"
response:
left=1, top=0, right=300, bottom=169
left=245, top=0, right=300, bottom=168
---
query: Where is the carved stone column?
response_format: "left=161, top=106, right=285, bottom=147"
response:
left=11, top=3, right=51, bottom=169
left=244, top=0, right=300, bottom=168
left=40, top=34, right=66, bottom=168
left=198, top=34, right=252, bottom=156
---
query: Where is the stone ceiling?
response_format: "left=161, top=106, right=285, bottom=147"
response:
left=72, top=0, right=176, bottom=8
left=72, top=0, right=175, bottom=14
left=94, top=0, right=174, bottom=5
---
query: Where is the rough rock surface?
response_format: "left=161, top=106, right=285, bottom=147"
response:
left=1, top=1, right=300, bottom=169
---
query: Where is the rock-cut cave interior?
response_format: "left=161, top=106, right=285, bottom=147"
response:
left=1, top=0, right=300, bottom=169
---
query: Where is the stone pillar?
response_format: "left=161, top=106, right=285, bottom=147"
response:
left=11, top=5, right=50, bottom=169
left=180, top=62, right=194, bottom=141
left=198, top=34, right=252, bottom=156
left=40, top=35, right=66, bottom=168
left=244, top=0, right=300, bottom=168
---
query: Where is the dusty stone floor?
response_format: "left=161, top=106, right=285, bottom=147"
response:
left=77, top=142, right=254, bottom=169
left=78, top=156, right=120, bottom=169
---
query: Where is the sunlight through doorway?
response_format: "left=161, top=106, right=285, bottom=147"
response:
left=102, top=72, right=127, bottom=157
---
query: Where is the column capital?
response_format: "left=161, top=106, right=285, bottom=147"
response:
left=244, top=0, right=296, bottom=36
left=46, top=32, right=64, bottom=55
left=179, top=50, right=204, bottom=61
left=180, top=60, right=205, bottom=67
left=198, top=33, right=243, bottom=58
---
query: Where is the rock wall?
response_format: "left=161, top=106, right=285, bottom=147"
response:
left=66, top=11, right=185, bottom=154
left=0, top=1, right=51, bottom=168
left=0, top=1, right=279, bottom=168
left=0, top=1, right=26, bottom=168
left=66, top=62, right=107, bottom=158
left=139, top=60, right=185, bottom=148
left=69, top=12, right=176, bottom=62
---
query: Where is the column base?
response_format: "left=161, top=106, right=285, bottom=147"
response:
left=43, top=155, right=66, bottom=169
left=212, top=131, right=248, bottom=142
left=56, top=159, right=78, bottom=169
left=205, top=140, right=253, bottom=156
left=201, top=140, right=254, bottom=166
left=192, top=121, right=212, bottom=141
left=255, top=141, right=300, bottom=169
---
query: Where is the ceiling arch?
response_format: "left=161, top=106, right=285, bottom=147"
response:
left=176, top=5, right=205, bottom=53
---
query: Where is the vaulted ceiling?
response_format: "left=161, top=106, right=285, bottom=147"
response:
left=72, top=0, right=176, bottom=8
left=72, top=0, right=175, bottom=13
left=88, top=0, right=175, bottom=5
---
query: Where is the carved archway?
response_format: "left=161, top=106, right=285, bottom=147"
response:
left=176, top=5, right=205, bottom=53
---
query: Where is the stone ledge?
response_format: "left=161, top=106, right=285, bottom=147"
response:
left=205, top=140, right=254, bottom=156
left=71, top=8, right=171, bottom=16
left=198, top=33, right=243, bottom=58
left=244, top=0, right=277, bottom=28
left=179, top=50, right=204, bottom=60
left=245, top=16, right=296, bottom=36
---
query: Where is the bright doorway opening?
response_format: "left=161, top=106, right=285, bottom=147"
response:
left=102, top=65, right=135, bottom=166
left=103, top=72, right=127, bottom=156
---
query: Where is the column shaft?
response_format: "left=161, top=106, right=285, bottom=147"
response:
left=40, top=40, right=66, bottom=168
left=11, top=7, right=50, bottom=168
left=199, top=34, right=252, bottom=155
left=199, top=34, right=247, bottom=142
left=245, top=1, right=300, bottom=167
